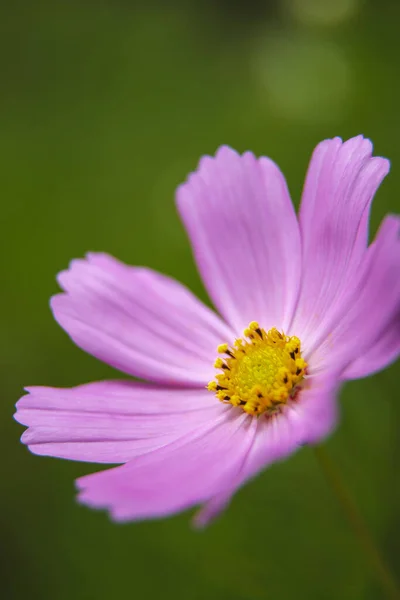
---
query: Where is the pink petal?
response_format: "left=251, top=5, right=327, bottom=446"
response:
left=193, top=492, right=232, bottom=528
left=311, top=215, right=400, bottom=373
left=195, top=373, right=339, bottom=527
left=76, top=375, right=338, bottom=524
left=15, top=381, right=224, bottom=463
left=51, top=253, right=234, bottom=386
left=76, top=409, right=258, bottom=521
left=291, top=136, right=390, bottom=354
left=343, top=319, right=400, bottom=379
left=177, top=146, right=301, bottom=336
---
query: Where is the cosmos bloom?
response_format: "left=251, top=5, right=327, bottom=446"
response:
left=15, top=136, right=400, bottom=526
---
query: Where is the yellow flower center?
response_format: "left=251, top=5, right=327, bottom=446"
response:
left=207, top=322, right=308, bottom=417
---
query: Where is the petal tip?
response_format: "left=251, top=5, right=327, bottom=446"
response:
left=214, top=145, right=239, bottom=159
left=50, top=293, right=73, bottom=322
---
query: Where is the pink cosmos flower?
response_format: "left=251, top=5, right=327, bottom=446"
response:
left=15, top=136, right=400, bottom=526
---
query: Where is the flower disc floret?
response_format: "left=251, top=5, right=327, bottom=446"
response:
left=207, top=322, right=308, bottom=416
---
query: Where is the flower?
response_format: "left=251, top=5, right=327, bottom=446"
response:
left=15, top=136, right=400, bottom=526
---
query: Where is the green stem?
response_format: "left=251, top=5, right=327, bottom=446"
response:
left=314, top=445, right=400, bottom=600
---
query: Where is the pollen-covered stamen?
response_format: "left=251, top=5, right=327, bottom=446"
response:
left=207, top=322, right=308, bottom=417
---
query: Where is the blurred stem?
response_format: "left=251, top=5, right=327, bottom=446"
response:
left=314, top=445, right=400, bottom=600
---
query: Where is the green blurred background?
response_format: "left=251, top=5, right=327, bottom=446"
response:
left=1, top=0, right=399, bottom=598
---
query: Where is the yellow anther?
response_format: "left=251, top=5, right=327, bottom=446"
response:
left=276, top=367, right=292, bottom=389
left=207, top=325, right=308, bottom=417
left=272, top=388, right=289, bottom=403
left=242, top=400, right=258, bottom=415
left=295, top=358, right=307, bottom=373
left=230, top=395, right=242, bottom=407
left=268, top=328, right=284, bottom=344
